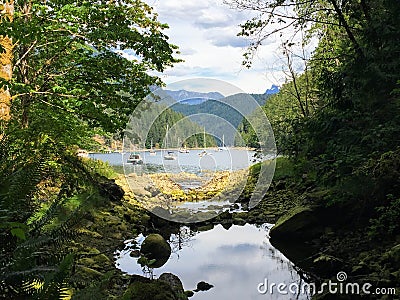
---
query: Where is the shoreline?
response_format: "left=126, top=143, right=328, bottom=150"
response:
left=87, top=147, right=257, bottom=154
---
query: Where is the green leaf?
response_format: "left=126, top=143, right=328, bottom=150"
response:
left=11, top=228, right=26, bottom=241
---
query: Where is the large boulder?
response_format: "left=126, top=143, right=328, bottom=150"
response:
left=122, top=280, right=178, bottom=300
left=159, top=273, right=185, bottom=296
left=269, top=205, right=327, bottom=270
left=122, top=274, right=188, bottom=300
left=98, top=176, right=124, bottom=202
left=140, top=233, right=171, bottom=268
left=270, top=206, right=323, bottom=241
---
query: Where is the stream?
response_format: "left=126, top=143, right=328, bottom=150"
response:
left=115, top=223, right=311, bottom=300
left=93, top=152, right=309, bottom=299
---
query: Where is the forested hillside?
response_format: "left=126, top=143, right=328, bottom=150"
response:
left=171, top=93, right=270, bottom=138
left=1, top=0, right=399, bottom=298
left=230, top=0, right=400, bottom=293
left=125, top=104, right=217, bottom=149
left=235, top=0, right=400, bottom=211
left=0, top=0, right=180, bottom=297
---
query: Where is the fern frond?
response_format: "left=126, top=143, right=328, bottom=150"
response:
left=29, top=187, right=69, bottom=236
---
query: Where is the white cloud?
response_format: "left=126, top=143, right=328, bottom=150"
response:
left=206, top=26, right=249, bottom=48
left=179, top=47, right=197, bottom=56
left=148, top=0, right=211, bottom=19
left=141, top=0, right=304, bottom=93
left=211, top=36, right=248, bottom=48
left=194, top=7, right=248, bottom=29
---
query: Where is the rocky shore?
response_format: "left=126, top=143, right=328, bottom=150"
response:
left=68, top=157, right=399, bottom=299
left=68, top=161, right=298, bottom=298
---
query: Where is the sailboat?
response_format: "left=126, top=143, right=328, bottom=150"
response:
left=149, top=139, right=156, bottom=156
left=216, top=134, right=227, bottom=151
left=127, top=140, right=143, bottom=164
left=127, top=153, right=143, bottom=164
left=198, top=127, right=211, bottom=157
left=179, top=146, right=189, bottom=153
left=178, top=138, right=189, bottom=153
left=164, top=124, right=177, bottom=160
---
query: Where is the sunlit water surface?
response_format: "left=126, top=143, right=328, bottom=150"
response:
left=115, top=223, right=310, bottom=300
left=89, top=149, right=259, bottom=175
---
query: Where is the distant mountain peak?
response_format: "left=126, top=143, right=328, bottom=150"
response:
left=265, top=85, right=280, bottom=95
left=165, top=89, right=225, bottom=102
left=178, top=97, right=210, bottom=105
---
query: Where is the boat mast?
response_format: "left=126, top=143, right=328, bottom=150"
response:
left=204, top=127, right=206, bottom=149
left=165, top=124, right=169, bottom=150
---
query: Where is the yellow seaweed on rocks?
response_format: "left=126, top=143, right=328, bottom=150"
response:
left=119, top=169, right=247, bottom=206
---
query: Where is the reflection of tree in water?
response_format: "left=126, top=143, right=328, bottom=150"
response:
left=141, top=264, right=154, bottom=279
left=138, top=225, right=197, bottom=278
left=257, top=223, right=313, bottom=299
left=262, top=246, right=313, bottom=299
left=169, top=226, right=197, bottom=255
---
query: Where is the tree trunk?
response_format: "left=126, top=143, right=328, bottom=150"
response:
left=328, top=0, right=364, bottom=58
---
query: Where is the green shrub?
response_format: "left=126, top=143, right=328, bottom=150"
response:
left=369, top=195, right=400, bottom=238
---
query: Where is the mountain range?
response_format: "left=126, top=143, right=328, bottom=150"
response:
left=165, top=89, right=224, bottom=104
left=265, top=84, right=280, bottom=95
left=148, top=86, right=280, bottom=146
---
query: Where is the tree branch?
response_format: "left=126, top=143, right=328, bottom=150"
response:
left=328, top=0, right=364, bottom=57
left=13, top=40, right=37, bottom=70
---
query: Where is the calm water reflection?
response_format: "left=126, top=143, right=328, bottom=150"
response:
left=115, top=224, right=310, bottom=300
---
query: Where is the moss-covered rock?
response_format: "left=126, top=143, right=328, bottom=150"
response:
left=159, top=273, right=185, bottom=296
left=122, top=274, right=188, bottom=300
left=184, top=290, right=194, bottom=297
left=312, top=254, right=343, bottom=276
left=98, top=176, right=124, bottom=202
left=121, top=280, right=177, bottom=300
left=270, top=205, right=323, bottom=241
left=232, top=217, right=246, bottom=225
left=140, top=233, right=171, bottom=268
left=73, top=265, right=105, bottom=288
left=197, top=224, right=214, bottom=232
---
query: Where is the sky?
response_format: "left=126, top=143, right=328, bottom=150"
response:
left=125, top=0, right=305, bottom=94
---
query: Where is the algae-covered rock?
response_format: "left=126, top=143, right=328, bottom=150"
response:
left=122, top=274, right=188, bottom=300
left=140, top=233, right=171, bottom=268
left=312, top=254, right=343, bottom=276
left=270, top=206, right=323, bottom=241
left=93, top=253, right=111, bottom=265
left=185, top=290, right=194, bottom=297
left=98, top=176, right=124, bottom=202
left=217, top=211, right=232, bottom=221
left=197, top=224, right=214, bottom=232
left=122, top=280, right=177, bottom=300
left=351, top=262, right=370, bottom=275
left=159, top=273, right=185, bottom=296
left=74, top=265, right=104, bottom=287
left=232, top=217, right=246, bottom=226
